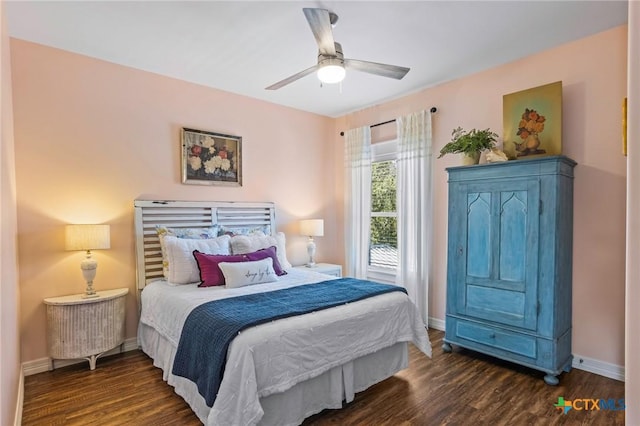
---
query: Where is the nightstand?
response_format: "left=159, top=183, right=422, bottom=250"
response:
left=44, top=288, right=128, bottom=370
left=294, top=263, right=342, bottom=277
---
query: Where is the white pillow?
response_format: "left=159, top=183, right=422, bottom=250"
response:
left=230, top=232, right=292, bottom=270
left=218, top=258, right=278, bottom=289
left=164, top=235, right=231, bottom=284
left=157, top=225, right=219, bottom=278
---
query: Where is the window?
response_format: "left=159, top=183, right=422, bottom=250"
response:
left=369, top=141, right=397, bottom=271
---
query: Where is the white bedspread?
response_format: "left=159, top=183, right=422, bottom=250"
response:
left=139, top=269, right=431, bottom=425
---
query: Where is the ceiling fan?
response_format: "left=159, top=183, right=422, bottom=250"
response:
left=265, top=8, right=410, bottom=90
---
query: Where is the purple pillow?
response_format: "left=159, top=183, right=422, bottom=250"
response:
left=244, top=246, right=287, bottom=276
left=193, top=250, right=247, bottom=287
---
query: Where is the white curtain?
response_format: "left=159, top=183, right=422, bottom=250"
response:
left=344, top=126, right=372, bottom=279
left=396, top=110, right=433, bottom=326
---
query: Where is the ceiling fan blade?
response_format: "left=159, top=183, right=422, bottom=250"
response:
left=303, top=8, right=336, bottom=56
left=265, top=65, right=319, bottom=90
left=344, top=59, right=410, bottom=80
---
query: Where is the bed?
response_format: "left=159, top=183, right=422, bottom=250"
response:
left=134, top=200, right=431, bottom=425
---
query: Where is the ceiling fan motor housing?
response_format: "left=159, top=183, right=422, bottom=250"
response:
left=317, top=42, right=344, bottom=66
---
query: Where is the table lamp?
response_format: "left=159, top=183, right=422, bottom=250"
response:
left=299, top=219, right=324, bottom=267
left=65, top=224, right=110, bottom=298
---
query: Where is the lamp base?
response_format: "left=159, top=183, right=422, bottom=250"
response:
left=83, top=281, right=99, bottom=298
left=82, top=292, right=99, bottom=299
left=306, top=238, right=317, bottom=268
left=305, top=262, right=317, bottom=268
left=80, top=253, right=99, bottom=299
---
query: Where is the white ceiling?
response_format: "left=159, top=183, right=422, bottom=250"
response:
left=5, top=1, right=628, bottom=118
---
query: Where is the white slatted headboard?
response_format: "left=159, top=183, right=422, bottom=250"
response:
left=134, top=200, right=276, bottom=289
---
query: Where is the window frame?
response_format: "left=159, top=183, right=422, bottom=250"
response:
left=367, top=140, right=397, bottom=283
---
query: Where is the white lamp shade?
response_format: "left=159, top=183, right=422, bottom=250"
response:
left=300, top=219, right=324, bottom=237
left=65, top=224, right=111, bottom=251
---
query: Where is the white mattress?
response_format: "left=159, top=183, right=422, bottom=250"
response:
left=139, top=269, right=431, bottom=425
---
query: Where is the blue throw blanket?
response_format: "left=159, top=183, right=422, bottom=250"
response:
left=171, top=278, right=407, bottom=407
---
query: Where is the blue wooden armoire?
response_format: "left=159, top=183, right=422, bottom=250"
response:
left=442, top=155, right=576, bottom=385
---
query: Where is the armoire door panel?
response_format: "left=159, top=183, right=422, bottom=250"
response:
left=466, top=192, right=491, bottom=278
left=465, top=284, right=526, bottom=325
left=499, top=191, right=528, bottom=282
left=457, top=179, right=540, bottom=330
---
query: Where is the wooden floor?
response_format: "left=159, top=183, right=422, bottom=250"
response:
left=23, top=330, right=624, bottom=425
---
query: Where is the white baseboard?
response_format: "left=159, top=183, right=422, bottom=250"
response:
left=428, top=317, right=445, bottom=331
left=572, top=353, right=625, bottom=382
left=14, top=366, right=24, bottom=426
left=22, top=337, right=139, bottom=377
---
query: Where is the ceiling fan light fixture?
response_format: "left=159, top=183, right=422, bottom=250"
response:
left=317, top=63, right=345, bottom=84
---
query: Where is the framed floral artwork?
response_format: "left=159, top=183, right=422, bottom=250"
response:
left=181, top=128, right=242, bottom=186
left=503, top=81, right=562, bottom=160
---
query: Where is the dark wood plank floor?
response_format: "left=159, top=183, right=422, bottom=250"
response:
left=23, top=330, right=624, bottom=425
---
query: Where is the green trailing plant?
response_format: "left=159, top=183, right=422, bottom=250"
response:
left=438, top=127, right=498, bottom=158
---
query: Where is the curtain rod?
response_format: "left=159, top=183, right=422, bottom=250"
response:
left=339, top=107, right=437, bottom=136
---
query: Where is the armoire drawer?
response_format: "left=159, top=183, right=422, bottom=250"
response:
left=453, top=318, right=537, bottom=359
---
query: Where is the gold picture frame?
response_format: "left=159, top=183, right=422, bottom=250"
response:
left=181, top=128, right=242, bottom=186
left=503, top=81, right=562, bottom=160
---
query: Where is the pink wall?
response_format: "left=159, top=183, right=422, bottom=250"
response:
left=1, top=3, right=21, bottom=424
left=335, top=26, right=628, bottom=366
left=11, top=39, right=338, bottom=362
left=11, top=25, right=628, bottom=371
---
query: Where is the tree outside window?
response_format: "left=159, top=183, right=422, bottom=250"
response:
left=370, top=160, right=397, bottom=268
